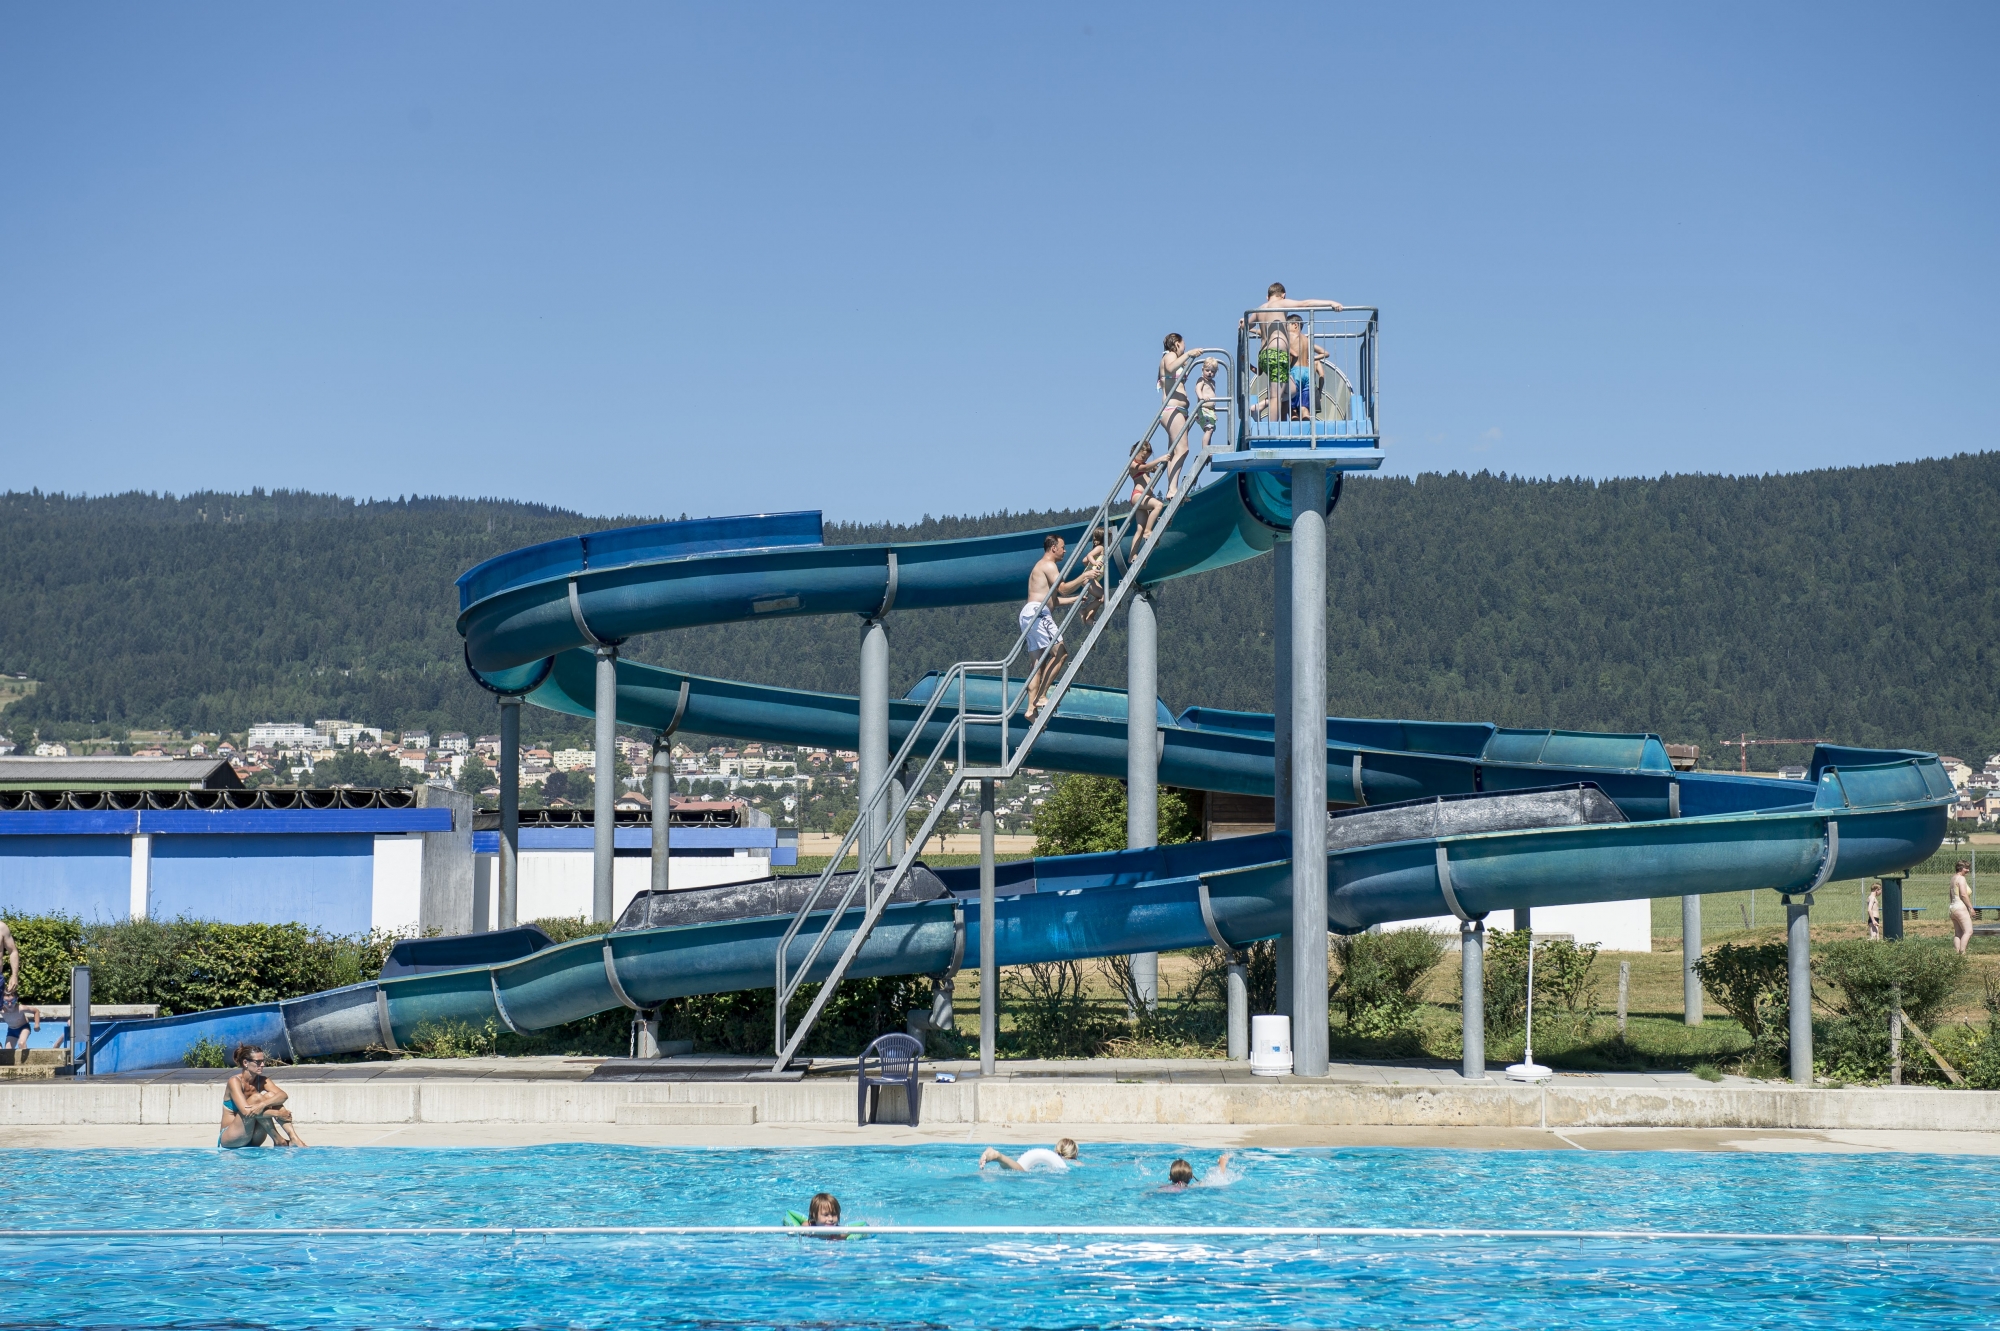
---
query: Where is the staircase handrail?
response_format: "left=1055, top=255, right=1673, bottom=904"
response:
left=769, top=350, right=1232, bottom=1067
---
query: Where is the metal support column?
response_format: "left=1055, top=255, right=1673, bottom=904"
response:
left=889, top=764, right=908, bottom=862
left=1126, top=587, right=1159, bottom=1012
left=979, top=779, right=997, bottom=1077
left=858, top=617, right=889, bottom=871
left=70, top=964, right=92, bottom=1076
left=1288, top=461, right=1330, bottom=1078
left=1787, top=894, right=1813, bottom=1083
left=498, top=697, right=520, bottom=930
left=1225, top=960, right=1249, bottom=1059
left=1271, top=535, right=1293, bottom=1020
left=1682, top=894, right=1703, bottom=1025
left=1513, top=906, right=1531, bottom=935
left=1460, top=918, right=1486, bottom=1080
left=650, top=736, right=673, bottom=896
left=1882, top=876, right=1905, bottom=940
left=592, top=646, right=618, bottom=924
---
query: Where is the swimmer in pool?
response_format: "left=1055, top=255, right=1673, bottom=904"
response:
left=802, top=1191, right=847, bottom=1239
left=979, top=1138, right=1079, bottom=1172
left=1160, top=1153, right=1232, bottom=1191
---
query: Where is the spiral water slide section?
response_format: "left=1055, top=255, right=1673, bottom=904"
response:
left=82, top=475, right=1953, bottom=1070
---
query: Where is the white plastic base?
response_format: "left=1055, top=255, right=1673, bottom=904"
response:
left=1249, top=1014, right=1293, bottom=1077
left=1505, top=1061, right=1554, bottom=1083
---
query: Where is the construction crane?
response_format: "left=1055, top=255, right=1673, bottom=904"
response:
left=1719, top=734, right=1833, bottom=775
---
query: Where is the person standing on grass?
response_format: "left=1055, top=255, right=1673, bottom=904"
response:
left=1950, top=861, right=1975, bottom=955
left=1867, top=880, right=1883, bottom=940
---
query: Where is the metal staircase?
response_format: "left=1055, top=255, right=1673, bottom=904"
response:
left=767, top=350, right=1235, bottom=1069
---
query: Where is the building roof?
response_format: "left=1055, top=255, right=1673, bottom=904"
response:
left=0, top=756, right=243, bottom=791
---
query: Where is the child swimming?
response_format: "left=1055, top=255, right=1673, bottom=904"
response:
left=979, top=1138, right=1080, bottom=1172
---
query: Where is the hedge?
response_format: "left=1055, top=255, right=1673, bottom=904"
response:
left=0, top=912, right=390, bottom=1015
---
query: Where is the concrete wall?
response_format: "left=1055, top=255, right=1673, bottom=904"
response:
left=149, top=834, right=377, bottom=934
left=0, top=835, right=130, bottom=920
left=417, top=786, right=474, bottom=936
left=371, top=837, right=424, bottom=935
left=6, top=1077, right=2000, bottom=1131
left=506, top=850, right=772, bottom=926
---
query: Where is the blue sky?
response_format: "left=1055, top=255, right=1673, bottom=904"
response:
left=1, top=4, right=1993, bottom=522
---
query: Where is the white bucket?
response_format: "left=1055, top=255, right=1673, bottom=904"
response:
left=1249, top=1014, right=1292, bottom=1077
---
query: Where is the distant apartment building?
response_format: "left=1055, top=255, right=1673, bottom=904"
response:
left=400, top=731, right=432, bottom=751
left=552, top=748, right=595, bottom=772
left=439, top=732, right=470, bottom=754
left=615, top=737, right=652, bottom=767
left=396, top=751, right=429, bottom=774
left=311, top=720, right=383, bottom=747
left=248, top=723, right=319, bottom=747
left=34, top=742, right=70, bottom=757
left=0, top=738, right=15, bottom=756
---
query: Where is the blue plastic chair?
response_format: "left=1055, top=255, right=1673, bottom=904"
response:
left=857, top=1033, right=924, bottom=1126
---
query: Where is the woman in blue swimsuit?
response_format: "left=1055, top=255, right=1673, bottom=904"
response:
left=218, top=1043, right=307, bottom=1149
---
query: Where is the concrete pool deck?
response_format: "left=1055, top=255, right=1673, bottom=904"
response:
left=5, top=1055, right=2000, bottom=1152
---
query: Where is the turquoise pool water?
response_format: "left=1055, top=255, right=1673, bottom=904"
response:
left=5, top=1144, right=1997, bottom=1328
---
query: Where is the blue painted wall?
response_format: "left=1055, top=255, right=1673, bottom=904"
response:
left=0, top=835, right=131, bottom=920
left=149, top=834, right=376, bottom=934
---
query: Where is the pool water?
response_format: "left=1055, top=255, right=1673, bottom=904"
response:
left=6, top=1144, right=1998, bottom=1328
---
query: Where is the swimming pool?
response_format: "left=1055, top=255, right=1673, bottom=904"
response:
left=6, top=1144, right=1997, bottom=1328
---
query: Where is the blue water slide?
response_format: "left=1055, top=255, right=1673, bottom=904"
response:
left=78, top=472, right=1956, bottom=1071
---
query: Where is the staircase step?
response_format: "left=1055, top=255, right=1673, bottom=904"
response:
left=614, top=1101, right=757, bottom=1125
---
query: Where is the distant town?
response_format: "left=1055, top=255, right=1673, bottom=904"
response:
left=0, top=717, right=1058, bottom=834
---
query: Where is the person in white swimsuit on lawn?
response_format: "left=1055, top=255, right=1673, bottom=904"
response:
left=980, top=1138, right=1079, bottom=1171
left=1156, top=333, right=1193, bottom=499
left=1950, top=860, right=1976, bottom=955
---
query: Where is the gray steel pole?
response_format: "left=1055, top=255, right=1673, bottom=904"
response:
left=650, top=735, right=672, bottom=896
left=1514, top=906, right=1531, bottom=935
left=1460, top=919, right=1486, bottom=1080
left=1271, top=535, right=1293, bottom=1020
left=979, top=778, right=997, bottom=1076
left=858, top=617, right=889, bottom=873
left=1787, top=895, right=1813, bottom=1083
left=1126, top=588, right=1159, bottom=1012
left=1682, top=894, right=1703, bottom=1025
left=70, top=964, right=92, bottom=1076
left=1883, top=875, right=1904, bottom=939
left=1225, top=960, right=1248, bottom=1059
left=592, top=646, right=618, bottom=924
left=498, top=696, right=520, bottom=930
left=1288, top=460, right=1330, bottom=1078
left=889, top=765, right=908, bottom=863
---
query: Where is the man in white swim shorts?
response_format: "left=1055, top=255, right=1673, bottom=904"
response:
left=1019, top=535, right=1092, bottom=721
left=979, top=1138, right=1080, bottom=1172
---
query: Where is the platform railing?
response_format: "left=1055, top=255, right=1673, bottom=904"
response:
left=1235, top=304, right=1379, bottom=449
left=769, top=353, right=1233, bottom=1069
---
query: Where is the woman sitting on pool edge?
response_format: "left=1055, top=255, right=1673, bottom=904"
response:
left=979, top=1138, right=1079, bottom=1172
left=218, top=1043, right=308, bottom=1149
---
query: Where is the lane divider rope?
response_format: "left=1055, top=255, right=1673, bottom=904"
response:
left=2, top=1225, right=1994, bottom=1245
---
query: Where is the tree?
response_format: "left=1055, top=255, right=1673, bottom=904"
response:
left=307, top=751, right=415, bottom=789
left=1031, top=774, right=1200, bottom=856
left=542, top=769, right=595, bottom=807
left=458, top=753, right=496, bottom=809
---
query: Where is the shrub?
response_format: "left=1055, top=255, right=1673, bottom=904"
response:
left=1484, top=930, right=1601, bottom=1036
left=183, top=1036, right=230, bottom=1068
left=1031, top=775, right=1199, bottom=856
left=407, top=1018, right=500, bottom=1058
left=1814, top=939, right=1967, bottom=1083
left=1331, top=929, right=1446, bottom=1038
left=1096, top=946, right=1231, bottom=1053
left=0, top=912, right=85, bottom=1004
left=1003, top=960, right=1117, bottom=1057
left=1694, top=941, right=1791, bottom=1063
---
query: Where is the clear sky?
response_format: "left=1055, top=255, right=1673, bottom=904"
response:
left=1, top=4, right=1993, bottom=521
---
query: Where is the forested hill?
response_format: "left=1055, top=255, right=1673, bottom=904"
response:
left=1, top=454, right=1995, bottom=763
